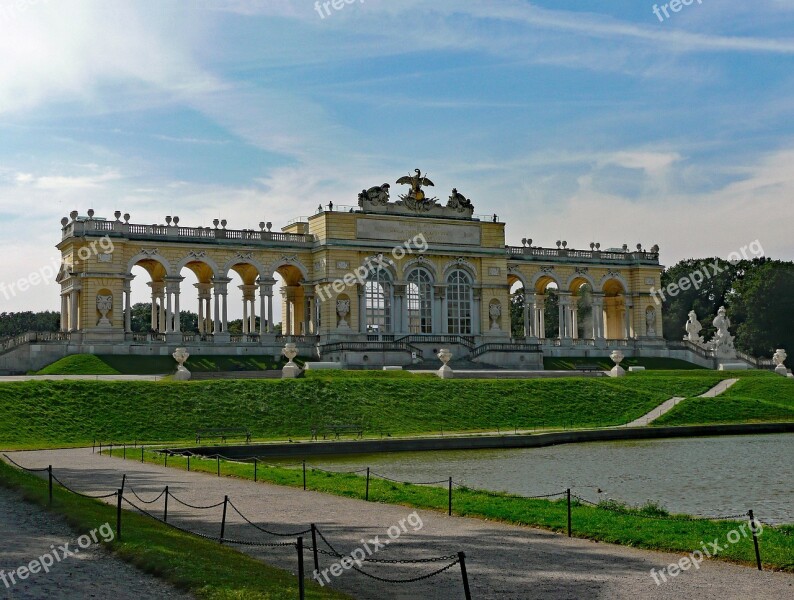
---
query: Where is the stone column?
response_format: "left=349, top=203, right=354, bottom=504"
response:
left=624, top=298, right=634, bottom=339
left=239, top=284, right=256, bottom=334
left=123, top=280, right=132, bottom=333
left=522, top=290, right=532, bottom=338
left=392, top=284, right=406, bottom=334
left=60, top=294, right=68, bottom=331
left=69, top=289, right=79, bottom=331
left=211, top=278, right=229, bottom=334
left=534, top=295, right=545, bottom=339
left=570, top=302, right=579, bottom=340
left=165, top=288, right=172, bottom=332
left=558, top=293, right=570, bottom=339
left=430, top=284, right=444, bottom=334
left=303, top=285, right=315, bottom=335
left=258, top=281, right=267, bottom=336
left=471, top=287, right=480, bottom=336
left=591, top=294, right=605, bottom=340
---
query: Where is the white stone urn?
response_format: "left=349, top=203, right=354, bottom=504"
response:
left=172, top=347, right=191, bottom=381
left=96, top=294, right=113, bottom=327
left=437, top=348, right=454, bottom=379
left=489, top=303, right=502, bottom=331
left=282, top=342, right=300, bottom=379
left=336, top=299, right=350, bottom=330
left=773, top=349, right=788, bottom=376
left=608, top=349, right=626, bottom=378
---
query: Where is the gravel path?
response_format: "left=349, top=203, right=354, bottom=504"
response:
left=0, top=483, right=192, bottom=600
left=6, top=449, right=792, bottom=600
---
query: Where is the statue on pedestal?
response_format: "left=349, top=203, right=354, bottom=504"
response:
left=684, top=310, right=704, bottom=345
left=708, top=306, right=737, bottom=359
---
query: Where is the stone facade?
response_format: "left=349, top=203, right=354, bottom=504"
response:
left=0, top=186, right=674, bottom=372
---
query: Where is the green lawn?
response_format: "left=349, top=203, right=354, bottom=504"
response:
left=655, top=372, right=794, bottom=425
left=543, top=356, right=704, bottom=370
left=108, top=448, right=794, bottom=572
left=0, top=460, right=348, bottom=599
left=0, top=374, right=730, bottom=449
left=36, top=354, right=294, bottom=375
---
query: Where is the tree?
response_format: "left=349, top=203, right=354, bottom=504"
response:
left=0, top=311, right=60, bottom=337
left=727, top=260, right=794, bottom=360
left=510, top=290, right=524, bottom=338
left=129, top=303, right=198, bottom=333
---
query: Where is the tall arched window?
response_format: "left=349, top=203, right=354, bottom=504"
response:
left=365, top=268, right=391, bottom=334
left=406, top=268, right=433, bottom=333
left=447, top=270, right=472, bottom=334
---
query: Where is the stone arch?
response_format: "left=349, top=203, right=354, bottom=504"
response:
left=507, top=267, right=529, bottom=290
left=442, top=257, right=477, bottom=282
left=361, top=254, right=398, bottom=280
left=175, top=254, right=221, bottom=282
left=565, top=271, right=596, bottom=293
left=126, top=252, right=172, bottom=279
left=401, top=256, right=437, bottom=282
left=222, top=256, right=268, bottom=283
left=268, top=257, right=309, bottom=284
left=599, top=272, right=629, bottom=296
left=529, top=269, right=561, bottom=293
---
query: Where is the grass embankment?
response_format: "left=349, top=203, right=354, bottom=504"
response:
left=107, top=448, right=794, bottom=572
left=543, top=356, right=704, bottom=370
left=36, top=354, right=294, bottom=375
left=0, top=460, right=348, bottom=599
left=655, top=372, right=794, bottom=425
left=0, top=374, right=729, bottom=450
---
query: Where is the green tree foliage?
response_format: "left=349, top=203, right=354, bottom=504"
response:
left=0, top=311, right=60, bottom=338
left=727, top=261, right=794, bottom=360
left=660, top=257, right=793, bottom=360
left=129, top=303, right=198, bottom=333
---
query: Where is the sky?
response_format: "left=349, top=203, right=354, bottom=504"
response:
left=1, top=0, right=793, bottom=320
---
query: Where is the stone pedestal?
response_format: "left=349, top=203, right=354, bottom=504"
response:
left=437, top=348, right=454, bottom=379
left=282, top=363, right=301, bottom=378
left=718, top=362, right=750, bottom=371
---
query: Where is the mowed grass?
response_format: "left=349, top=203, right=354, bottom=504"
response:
left=655, top=372, right=794, bottom=425
left=543, top=356, right=705, bottom=370
left=0, top=375, right=731, bottom=449
left=108, top=448, right=794, bottom=572
left=0, top=460, right=349, bottom=599
left=35, top=354, right=293, bottom=375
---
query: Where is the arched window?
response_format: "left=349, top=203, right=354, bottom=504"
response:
left=406, top=268, right=433, bottom=333
left=365, top=268, right=391, bottom=334
left=447, top=270, right=472, bottom=334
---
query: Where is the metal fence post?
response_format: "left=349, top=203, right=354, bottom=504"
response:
left=164, top=486, right=169, bottom=523
left=297, top=536, right=305, bottom=600
left=217, top=455, right=220, bottom=477
left=365, top=467, right=370, bottom=501
left=303, top=461, right=306, bottom=491
left=141, top=446, right=144, bottom=463
left=123, top=444, right=126, bottom=460
left=310, top=524, right=320, bottom=575
left=458, top=551, right=471, bottom=600
left=219, top=495, right=228, bottom=544
left=116, top=489, right=122, bottom=542
left=187, top=454, right=191, bottom=472
left=567, top=488, right=572, bottom=537
left=748, top=510, right=762, bottom=571
left=48, top=466, right=53, bottom=506
left=253, top=458, right=257, bottom=483
left=448, top=477, right=453, bottom=516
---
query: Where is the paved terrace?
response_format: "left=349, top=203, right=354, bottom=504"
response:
left=5, top=449, right=791, bottom=600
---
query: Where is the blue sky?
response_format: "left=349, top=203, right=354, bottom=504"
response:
left=1, top=0, right=793, bottom=317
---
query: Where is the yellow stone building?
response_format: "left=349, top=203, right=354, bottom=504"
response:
left=46, top=176, right=670, bottom=369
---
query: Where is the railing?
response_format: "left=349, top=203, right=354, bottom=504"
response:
left=506, top=245, right=659, bottom=264
left=63, top=219, right=314, bottom=246
left=736, top=350, right=775, bottom=369
left=0, top=331, right=71, bottom=354
left=470, top=342, right=542, bottom=359
left=367, top=334, right=395, bottom=342
left=275, top=335, right=319, bottom=345
left=229, top=334, right=261, bottom=344
left=666, top=339, right=714, bottom=360
left=394, top=334, right=476, bottom=350
left=320, top=341, right=424, bottom=360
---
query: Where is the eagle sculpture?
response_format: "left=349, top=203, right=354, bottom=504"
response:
left=396, top=169, right=434, bottom=202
